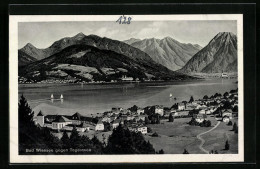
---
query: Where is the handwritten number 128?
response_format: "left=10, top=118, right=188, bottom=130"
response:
left=116, top=16, right=131, bottom=24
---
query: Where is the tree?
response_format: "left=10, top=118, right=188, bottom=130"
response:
left=129, top=105, right=138, bottom=112
left=225, top=140, right=230, bottom=150
left=203, top=95, right=209, bottom=100
left=223, top=92, right=229, bottom=98
left=227, top=121, right=233, bottom=126
left=18, top=95, right=61, bottom=154
left=19, top=95, right=35, bottom=131
left=70, top=126, right=81, bottom=148
left=183, top=149, right=189, bottom=154
left=205, top=120, right=211, bottom=127
left=158, top=149, right=164, bottom=154
left=232, top=122, right=238, bottom=132
left=169, top=113, right=174, bottom=122
left=223, top=101, right=232, bottom=109
left=105, top=124, right=155, bottom=154
left=145, top=117, right=150, bottom=124
left=91, top=135, right=104, bottom=154
left=232, top=105, right=238, bottom=112
left=189, top=96, right=194, bottom=103
left=61, top=130, right=70, bottom=148
left=147, top=127, right=152, bottom=133
left=182, top=101, right=187, bottom=105
left=156, top=115, right=160, bottom=124
left=151, top=132, right=159, bottom=137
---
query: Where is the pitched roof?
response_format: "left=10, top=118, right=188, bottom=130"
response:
left=97, top=119, right=103, bottom=125
left=222, top=109, right=232, bottom=113
left=72, top=112, right=82, bottom=119
left=52, top=116, right=71, bottom=123
left=37, top=111, right=44, bottom=116
left=155, top=105, right=163, bottom=109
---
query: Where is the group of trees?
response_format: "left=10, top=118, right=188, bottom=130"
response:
left=227, top=121, right=238, bottom=133
left=19, top=95, right=61, bottom=154
left=188, top=118, right=211, bottom=127
left=60, top=128, right=104, bottom=154
left=104, top=124, right=156, bottom=154
left=19, top=95, right=157, bottom=154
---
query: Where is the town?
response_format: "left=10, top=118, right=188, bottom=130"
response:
left=34, top=88, right=239, bottom=141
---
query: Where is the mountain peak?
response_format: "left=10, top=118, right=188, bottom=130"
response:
left=215, top=32, right=236, bottom=38
left=24, top=43, right=36, bottom=48
left=180, top=32, right=237, bottom=73
left=73, top=32, right=86, bottom=40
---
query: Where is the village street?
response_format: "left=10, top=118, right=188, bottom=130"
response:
left=196, top=121, right=221, bottom=154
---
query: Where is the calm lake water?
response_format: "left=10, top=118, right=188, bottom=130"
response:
left=19, top=79, right=237, bottom=116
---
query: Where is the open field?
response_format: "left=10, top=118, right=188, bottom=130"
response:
left=202, top=117, right=238, bottom=154
left=144, top=116, right=238, bottom=154
left=51, top=115, right=238, bottom=154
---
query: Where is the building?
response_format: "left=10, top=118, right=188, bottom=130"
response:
left=52, top=116, right=72, bottom=130
left=205, top=109, right=211, bottom=115
left=63, top=123, right=91, bottom=132
left=95, top=119, right=104, bottom=131
left=155, top=105, right=164, bottom=116
left=134, top=115, right=147, bottom=122
left=199, top=109, right=206, bottom=114
left=129, top=125, right=147, bottom=134
left=200, top=105, right=208, bottom=110
left=137, top=108, right=144, bottom=115
left=186, top=104, right=197, bottom=110
left=35, top=111, right=45, bottom=127
left=121, top=75, right=134, bottom=81
left=112, top=107, right=123, bottom=115
left=193, top=114, right=207, bottom=123
left=221, top=73, right=229, bottom=78
left=70, top=112, right=83, bottom=125
left=112, top=119, right=121, bottom=129
left=76, top=123, right=90, bottom=132
left=221, top=109, right=233, bottom=122
left=178, top=103, right=186, bottom=110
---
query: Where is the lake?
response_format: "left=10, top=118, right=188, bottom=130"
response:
left=19, top=79, right=237, bottom=117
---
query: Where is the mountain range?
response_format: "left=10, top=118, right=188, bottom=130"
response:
left=19, top=34, right=195, bottom=82
left=179, top=32, right=237, bottom=73
left=124, top=37, right=202, bottom=71
left=19, top=32, right=238, bottom=82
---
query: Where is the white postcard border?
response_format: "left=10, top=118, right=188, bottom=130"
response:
left=9, top=14, right=244, bottom=163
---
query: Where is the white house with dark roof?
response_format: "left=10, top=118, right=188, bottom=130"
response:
left=52, top=116, right=72, bottom=130
left=155, top=105, right=164, bottom=116
left=221, top=109, right=233, bottom=122
left=112, top=119, right=121, bottom=129
left=193, top=114, right=207, bottom=123
left=178, top=103, right=185, bottom=110
left=137, top=108, right=144, bottom=115
left=95, top=119, right=104, bottom=131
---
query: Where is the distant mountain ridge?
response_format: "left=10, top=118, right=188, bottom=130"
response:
left=19, top=44, right=195, bottom=82
left=179, top=32, right=237, bottom=73
left=19, top=33, right=158, bottom=66
left=124, top=37, right=202, bottom=71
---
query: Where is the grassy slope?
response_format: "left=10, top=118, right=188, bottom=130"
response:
left=144, top=116, right=238, bottom=154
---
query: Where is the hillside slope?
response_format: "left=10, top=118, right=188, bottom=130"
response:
left=125, top=37, right=202, bottom=71
left=179, top=32, right=237, bottom=73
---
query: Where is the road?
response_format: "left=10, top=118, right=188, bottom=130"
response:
left=196, top=121, right=221, bottom=154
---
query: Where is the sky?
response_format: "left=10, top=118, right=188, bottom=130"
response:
left=18, top=20, right=237, bottom=49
